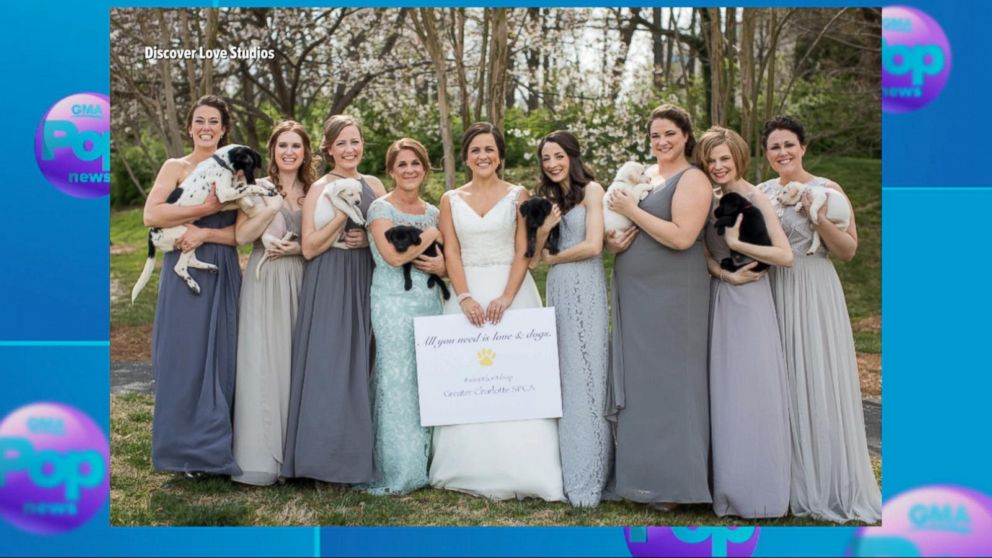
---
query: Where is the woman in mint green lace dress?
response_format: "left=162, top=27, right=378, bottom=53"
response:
left=364, top=138, right=446, bottom=494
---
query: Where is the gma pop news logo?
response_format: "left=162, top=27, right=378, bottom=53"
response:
left=33, top=92, right=110, bottom=198
left=882, top=6, right=951, bottom=113
left=626, top=526, right=760, bottom=557
left=0, top=402, right=109, bottom=534
left=850, top=486, right=992, bottom=556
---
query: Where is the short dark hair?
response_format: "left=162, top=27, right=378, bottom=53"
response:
left=761, top=115, right=807, bottom=149
left=460, top=122, right=506, bottom=174
left=185, top=94, right=232, bottom=147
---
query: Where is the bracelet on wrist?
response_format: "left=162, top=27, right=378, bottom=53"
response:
left=457, top=292, right=474, bottom=303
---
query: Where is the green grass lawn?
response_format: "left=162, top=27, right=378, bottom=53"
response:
left=110, top=156, right=881, bottom=526
left=112, top=393, right=880, bottom=527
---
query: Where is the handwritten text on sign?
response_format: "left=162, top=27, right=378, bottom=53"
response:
left=414, top=307, right=562, bottom=426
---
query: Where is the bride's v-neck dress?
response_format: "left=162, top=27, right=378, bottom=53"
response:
left=428, top=186, right=565, bottom=502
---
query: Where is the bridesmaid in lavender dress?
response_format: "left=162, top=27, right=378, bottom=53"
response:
left=757, top=115, right=881, bottom=523
left=529, top=131, right=611, bottom=507
left=698, top=126, right=792, bottom=518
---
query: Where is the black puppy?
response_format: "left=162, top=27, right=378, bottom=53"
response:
left=383, top=225, right=451, bottom=300
left=713, top=192, right=771, bottom=272
left=519, top=197, right=560, bottom=258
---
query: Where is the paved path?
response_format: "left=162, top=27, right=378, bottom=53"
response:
left=111, top=360, right=882, bottom=457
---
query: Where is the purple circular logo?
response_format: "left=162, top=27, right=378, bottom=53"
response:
left=33, top=92, right=110, bottom=198
left=0, top=402, right=109, bottom=534
left=882, top=6, right=951, bottom=113
left=626, top=526, right=760, bottom=557
left=849, top=485, right=992, bottom=556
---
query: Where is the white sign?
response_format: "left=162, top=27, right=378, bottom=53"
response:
left=414, top=307, right=562, bottom=427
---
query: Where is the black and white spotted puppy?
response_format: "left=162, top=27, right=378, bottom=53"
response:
left=519, top=197, right=560, bottom=258
left=384, top=225, right=450, bottom=301
left=131, top=145, right=275, bottom=302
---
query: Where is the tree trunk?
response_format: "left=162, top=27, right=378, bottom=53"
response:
left=740, top=9, right=757, bottom=165
left=525, top=8, right=541, bottom=112
left=707, top=8, right=725, bottom=126
left=486, top=8, right=510, bottom=130
left=473, top=9, right=490, bottom=124
left=157, top=12, right=185, bottom=157
left=724, top=7, right=737, bottom=126
left=764, top=9, right=779, bottom=123
left=686, top=9, right=697, bottom=81
left=651, top=8, right=664, bottom=90
left=449, top=8, right=471, bottom=127
left=413, top=9, right=457, bottom=190
left=610, top=8, right=640, bottom=100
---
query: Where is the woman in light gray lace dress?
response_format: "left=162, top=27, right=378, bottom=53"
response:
left=757, top=116, right=880, bottom=523
left=530, top=131, right=610, bottom=507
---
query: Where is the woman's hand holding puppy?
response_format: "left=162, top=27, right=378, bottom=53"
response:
left=177, top=224, right=210, bottom=252
left=722, top=261, right=764, bottom=286
left=538, top=203, right=562, bottom=234
left=605, top=226, right=638, bottom=254
left=341, top=229, right=369, bottom=249
left=607, top=188, right=638, bottom=217
left=264, top=238, right=302, bottom=261
left=723, top=214, right=744, bottom=250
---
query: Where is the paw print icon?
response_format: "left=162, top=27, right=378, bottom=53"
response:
left=476, top=348, right=496, bottom=367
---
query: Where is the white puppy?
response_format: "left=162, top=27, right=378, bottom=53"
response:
left=131, top=145, right=276, bottom=302
left=777, top=181, right=851, bottom=255
left=603, top=161, right=654, bottom=234
left=313, top=178, right=365, bottom=249
left=254, top=209, right=299, bottom=280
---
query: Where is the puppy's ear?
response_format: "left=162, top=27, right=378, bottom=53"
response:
left=385, top=228, right=396, bottom=243
left=249, top=150, right=262, bottom=183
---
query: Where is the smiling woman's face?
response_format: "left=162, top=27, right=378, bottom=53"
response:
left=465, top=133, right=500, bottom=178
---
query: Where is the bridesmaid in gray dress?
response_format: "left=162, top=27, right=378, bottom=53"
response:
left=281, top=115, right=387, bottom=483
left=530, top=131, right=611, bottom=507
left=144, top=95, right=241, bottom=475
left=232, top=121, right=313, bottom=485
left=605, top=104, right=713, bottom=508
left=758, top=116, right=881, bottom=523
left=698, top=127, right=792, bottom=518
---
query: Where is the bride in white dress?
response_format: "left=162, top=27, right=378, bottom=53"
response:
left=431, top=123, right=565, bottom=501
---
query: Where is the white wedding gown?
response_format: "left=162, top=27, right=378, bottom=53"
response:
left=429, top=186, right=565, bottom=501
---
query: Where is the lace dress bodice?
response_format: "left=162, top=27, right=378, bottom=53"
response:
left=447, top=186, right=523, bottom=267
